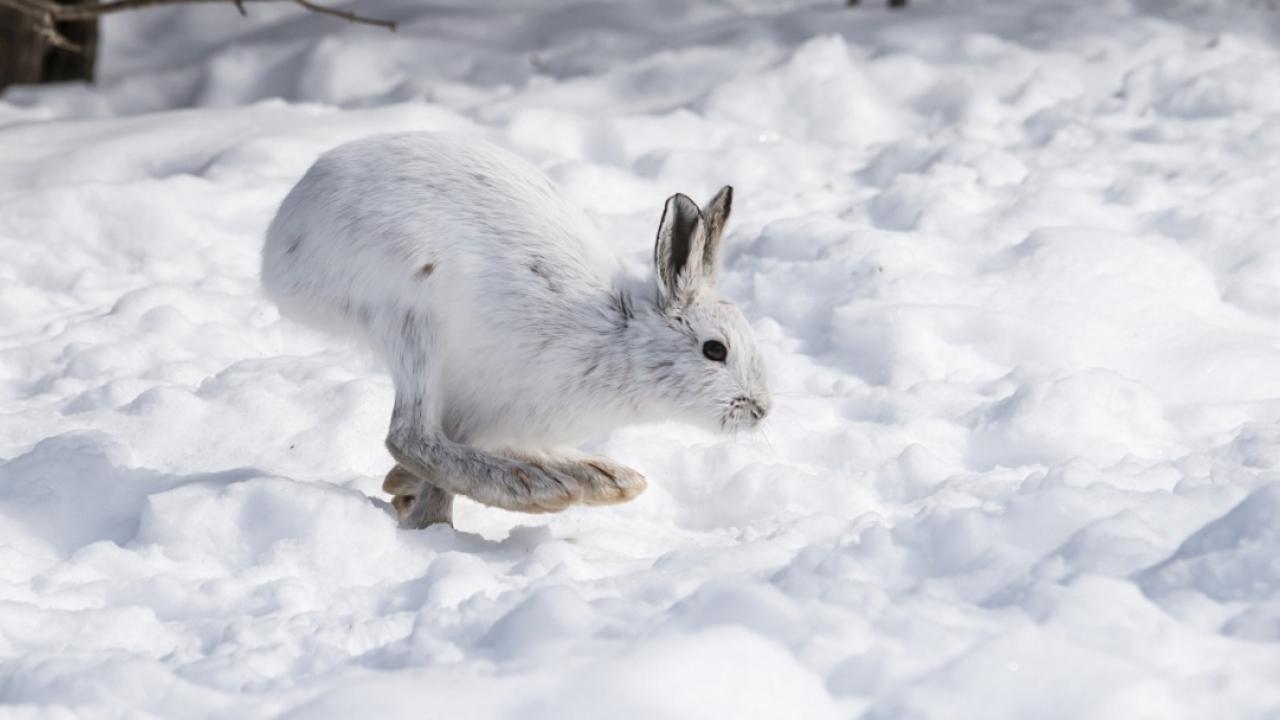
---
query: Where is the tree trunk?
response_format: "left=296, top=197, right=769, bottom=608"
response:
left=0, top=1, right=98, bottom=93
left=0, top=9, right=47, bottom=89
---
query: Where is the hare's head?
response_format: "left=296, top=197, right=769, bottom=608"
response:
left=639, top=187, right=771, bottom=433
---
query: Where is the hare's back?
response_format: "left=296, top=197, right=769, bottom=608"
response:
left=306, top=133, right=607, bottom=268
left=263, top=133, right=618, bottom=337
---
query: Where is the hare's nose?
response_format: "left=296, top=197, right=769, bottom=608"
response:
left=749, top=397, right=770, bottom=422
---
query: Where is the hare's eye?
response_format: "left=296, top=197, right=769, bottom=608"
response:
left=702, top=340, right=728, bottom=363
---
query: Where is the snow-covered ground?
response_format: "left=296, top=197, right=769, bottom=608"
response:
left=4, top=0, right=1280, bottom=716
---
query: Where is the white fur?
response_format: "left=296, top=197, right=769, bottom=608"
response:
left=262, top=132, right=769, bottom=523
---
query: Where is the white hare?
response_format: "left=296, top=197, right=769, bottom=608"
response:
left=262, top=133, right=770, bottom=528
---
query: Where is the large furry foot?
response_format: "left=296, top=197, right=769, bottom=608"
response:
left=565, top=457, right=647, bottom=505
left=385, top=455, right=632, bottom=517
left=500, top=457, right=584, bottom=513
left=510, top=452, right=647, bottom=507
left=385, top=438, right=582, bottom=515
left=383, top=435, right=643, bottom=517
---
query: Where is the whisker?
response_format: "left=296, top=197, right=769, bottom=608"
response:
left=769, top=406, right=805, bottom=423
left=755, top=426, right=779, bottom=458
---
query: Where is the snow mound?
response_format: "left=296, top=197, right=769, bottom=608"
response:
left=1138, top=483, right=1280, bottom=604
left=5, top=0, right=1280, bottom=716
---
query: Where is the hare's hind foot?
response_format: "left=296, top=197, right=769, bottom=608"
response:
left=555, top=455, right=647, bottom=506
left=383, top=453, right=644, bottom=522
left=506, top=451, right=647, bottom=507
left=482, top=453, right=645, bottom=511
left=385, top=424, right=644, bottom=517
left=383, top=464, right=455, bottom=528
left=580, top=458, right=647, bottom=505
left=386, top=432, right=581, bottom=514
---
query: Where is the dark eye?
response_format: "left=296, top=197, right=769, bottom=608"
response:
left=702, top=340, right=728, bottom=363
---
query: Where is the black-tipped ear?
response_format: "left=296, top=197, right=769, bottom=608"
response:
left=654, top=193, right=707, bottom=307
left=701, top=185, right=733, bottom=278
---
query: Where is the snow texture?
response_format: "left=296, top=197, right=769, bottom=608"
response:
left=4, top=0, right=1280, bottom=717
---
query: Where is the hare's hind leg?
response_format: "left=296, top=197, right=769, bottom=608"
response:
left=382, top=464, right=454, bottom=528
left=387, top=419, right=581, bottom=514
left=374, top=308, right=475, bottom=526
left=387, top=419, right=647, bottom=514
left=385, top=372, right=581, bottom=513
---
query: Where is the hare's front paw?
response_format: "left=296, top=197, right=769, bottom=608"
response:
left=382, top=464, right=420, bottom=495
left=391, top=494, right=415, bottom=520
left=383, top=464, right=420, bottom=521
left=563, top=457, right=648, bottom=506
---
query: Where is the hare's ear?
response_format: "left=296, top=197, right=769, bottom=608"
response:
left=654, top=193, right=708, bottom=308
left=699, top=185, right=733, bottom=281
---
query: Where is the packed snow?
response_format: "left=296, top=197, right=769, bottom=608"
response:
left=3, top=0, right=1280, bottom=717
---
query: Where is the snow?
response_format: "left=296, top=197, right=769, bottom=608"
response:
left=3, top=0, right=1280, bottom=716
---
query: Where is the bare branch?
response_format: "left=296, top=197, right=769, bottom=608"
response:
left=0, top=0, right=53, bottom=20
left=287, top=0, right=393, bottom=30
left=35, top=13, right=82, bottom=52
left=0, top=0, right=396, bottom=32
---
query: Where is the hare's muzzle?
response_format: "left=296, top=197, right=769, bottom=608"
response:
left=724, top=395, right=770, bottom=431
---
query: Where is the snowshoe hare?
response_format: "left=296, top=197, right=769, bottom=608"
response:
left=262, top=133, right=770, bottom=528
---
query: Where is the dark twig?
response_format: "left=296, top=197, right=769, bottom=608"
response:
left=0, top=0, right=396, bottom=53
left=286, top=0, right=393, bottom=30
left=35, top=13, right=82, bottom=51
